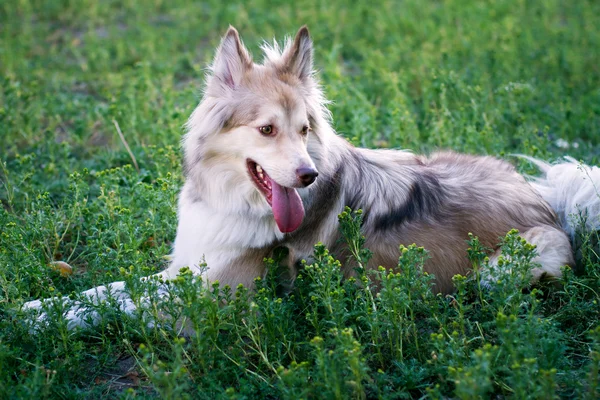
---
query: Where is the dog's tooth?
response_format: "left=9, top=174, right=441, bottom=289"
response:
left=256, top=165, right=263, bottom=173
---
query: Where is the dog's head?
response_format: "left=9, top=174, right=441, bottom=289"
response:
left=184, top=26, right=328, bottom=233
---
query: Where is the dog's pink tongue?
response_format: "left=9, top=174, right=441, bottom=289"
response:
left=271, top=180, right=304, bottom=233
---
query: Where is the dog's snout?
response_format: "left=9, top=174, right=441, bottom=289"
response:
left=296, top=166, right=318, bottom=187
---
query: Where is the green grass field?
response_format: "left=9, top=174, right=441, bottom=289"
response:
left=2, top=0, right=600, bottom=398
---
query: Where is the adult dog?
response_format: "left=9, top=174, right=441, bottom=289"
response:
left=24, top=26, right=600, bottom=328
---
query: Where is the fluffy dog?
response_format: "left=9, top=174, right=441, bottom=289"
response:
left=24, top=26, right=600, bottom=328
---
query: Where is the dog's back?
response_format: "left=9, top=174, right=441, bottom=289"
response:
left=285, top=143, right=569, bottom=293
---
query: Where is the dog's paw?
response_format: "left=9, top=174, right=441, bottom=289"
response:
left=22, top=282, right=170, bottom=332
left=21, top=299, right=52, bottom=333
left=22, top=299, right=43, bottom=310
left=23, top=299, right=105, bottom=331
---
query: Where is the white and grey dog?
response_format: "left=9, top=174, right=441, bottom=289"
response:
left=24, top=26, right=600, bottom=328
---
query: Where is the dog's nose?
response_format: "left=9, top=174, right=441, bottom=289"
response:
left=296, top=166, right=318, bottom=187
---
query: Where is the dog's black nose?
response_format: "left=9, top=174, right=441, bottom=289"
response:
left=296, top=166, right=318, bottom=187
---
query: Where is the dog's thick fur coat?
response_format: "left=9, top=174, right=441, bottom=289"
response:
left=24, top=27, right=600, bottom=328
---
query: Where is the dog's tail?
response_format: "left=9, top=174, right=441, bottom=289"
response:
left=520, top=155, right=600, bottom=239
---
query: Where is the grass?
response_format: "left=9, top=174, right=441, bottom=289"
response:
left=1, top=0, right=600, bottom=398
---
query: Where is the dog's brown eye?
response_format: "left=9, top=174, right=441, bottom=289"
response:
left=259, top=125, right=273, bottom=135
left=301, top=126, right=310, bottom=135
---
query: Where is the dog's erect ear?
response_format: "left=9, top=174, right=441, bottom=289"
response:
left=212, top=26, right=252, bottom=89
left=281, top=26, right=313, bottom=80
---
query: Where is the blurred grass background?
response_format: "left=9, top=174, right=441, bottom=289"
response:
left=2, top=0, right=599, bottom=160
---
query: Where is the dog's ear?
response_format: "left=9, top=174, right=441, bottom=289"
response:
left=212, top=26, right=252, bottom=89
left=281, top=26, right=313, bottom=80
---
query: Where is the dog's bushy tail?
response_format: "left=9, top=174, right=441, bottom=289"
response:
left=521, top=156, right=600, bottom=239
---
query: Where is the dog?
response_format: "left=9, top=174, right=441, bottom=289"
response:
left=23, top=26, right=600, bottom=328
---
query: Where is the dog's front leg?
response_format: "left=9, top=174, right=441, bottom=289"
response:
left=23, top=193, right=277, bottom=329
left=23, top=274, right=175, bottom=329
left=23, top=280, right=129, bottom=329
left=22, top=247, right=269, bottom=330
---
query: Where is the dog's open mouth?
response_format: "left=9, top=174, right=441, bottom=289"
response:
left=247, top=160, right=305, bottom=233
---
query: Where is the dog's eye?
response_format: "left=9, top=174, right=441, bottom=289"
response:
left=301, top=126, right=310, bottom=136
left=259, top=125, right=273, bottom=135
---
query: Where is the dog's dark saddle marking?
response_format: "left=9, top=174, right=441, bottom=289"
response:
left=374, top=171, right=446, bottom=230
